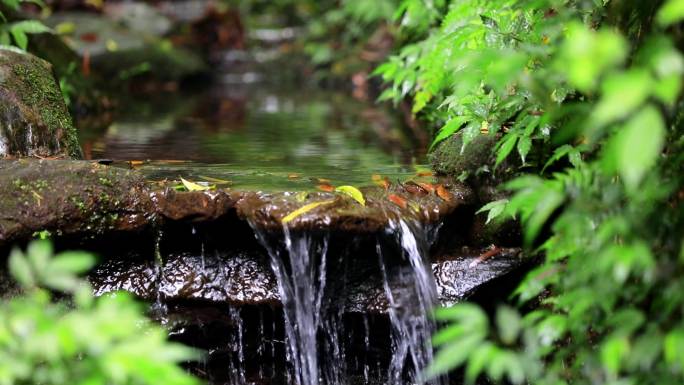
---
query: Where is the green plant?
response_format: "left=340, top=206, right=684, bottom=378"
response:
left=376, top=0, right=684, bottom=383
left=0, top=241, right=201, bottom=385
left=0, top=0, right=51, bottom=50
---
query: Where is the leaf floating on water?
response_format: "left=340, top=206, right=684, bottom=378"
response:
left=129, top=160, right=144, bottom=168
left=335, top=185, right=366, bottom=206
left=417, top=171, right=434, bottom=177
left=282, top=200, right=335, bottom=224
left=388, top=193, right=408, bottom=209
left=199, top=175, right=232, bottom=185
left=317, top=178, right=332, bottom=184
left=317, top=184, right=335, bottom=192
left=180, top=177, right=212, bottom=192
left=436, top=185, right=452, bottom=201
left=288, top=173, right=301, bottom=180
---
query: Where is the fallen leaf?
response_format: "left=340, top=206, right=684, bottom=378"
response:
left=388, top=193, right=407, bottom=209
left=282, top=200, right=334, bottom=224
left=199, top=175, right=231, bottom=184
left=288, top=173, right=301, bottom=179
left=469, top=245, right=502, bottom=268
left=317, top=178, right=332, bottom=184
left=403, top=181, right=428, bottom=196
left=129, top=160, right=144, bottom=169
left=180, top=177, right=212, bottom=192
left=436, top=185, right=451, bottom=201
left=416, top=182, right=436, bottom=194
left=416, top=171, right=434, bottom=177
left=317, top=184, right=335, bottom=192
left=372, top=175, right=391, bottom=189
left=335, top=185, right=366, bottom=206
left=80, top=32, right=98, bottom=42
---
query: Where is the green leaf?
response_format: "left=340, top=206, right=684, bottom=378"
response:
left=496, top=133, right=518, bottom=167
left=9, top=247, right=34, bottom=287
left=590, top=69, right=653, bottom=131
left=601, top=336, right=630, bottom=377
left=604, top=105, right=665, bottom=190
left=9, top=20, right=52, bottom=34
left=657, top=0, right=684, bottom=26
left=465, top=343, right=497, bottom=384
left=335, top=185, right=365, bottom=206
left=426, top=333, right=483, bottom=378
left=496, top=306, right=521, bottom=345
left=27, top=240, right=52, bottom=273
left=430, top=116, right=468, bottom=150
left=476, top=199, right=509, bottom=224
left=517, top=136, right=532, bottom=164
left=50, top=251, right=96, bottom=275
left=10, top=28, right=27, bottom=50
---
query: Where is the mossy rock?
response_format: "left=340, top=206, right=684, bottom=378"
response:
left=0, top=159, right=151, bottom=246
left=0, top=48, right=81, bottom=158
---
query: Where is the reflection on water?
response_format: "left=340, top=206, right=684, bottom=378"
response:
left=78, top=85, right=427, bottom=191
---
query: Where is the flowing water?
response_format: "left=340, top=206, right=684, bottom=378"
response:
left=245, top=218, right=443, bottom=385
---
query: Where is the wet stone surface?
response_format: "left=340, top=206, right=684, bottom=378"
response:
left=89, top=246, right=523, bottom=313
left=91, top=251, right=280, bottom=305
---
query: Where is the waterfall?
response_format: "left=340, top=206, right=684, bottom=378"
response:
left=252, top=225, right=334, bottom=385
left=248, top=216, right=443, bottom=385
left=379, top=219, right=444, bottom=385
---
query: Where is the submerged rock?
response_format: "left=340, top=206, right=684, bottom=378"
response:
left=0, top=49, right=81, bottom=158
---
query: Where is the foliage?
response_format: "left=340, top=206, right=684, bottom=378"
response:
left=0, top=0, right=51, bottom=50
left=373, top=0, right=684, bottom=383
left=0, top=241, right=200, bottom=385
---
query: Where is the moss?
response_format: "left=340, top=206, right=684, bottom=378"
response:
left=0, top=49, right=81, bottom=158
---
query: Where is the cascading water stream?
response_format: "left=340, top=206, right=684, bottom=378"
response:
left=378, top=219, right=445, bottom=385
left=252, top=225, right=333, bottom=385
left=247, top=215, right=445, bottom=385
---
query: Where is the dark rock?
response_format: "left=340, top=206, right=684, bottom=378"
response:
left=0, top=159, right=151, bottom=245
left=89, top=246, right=523, bottom=313
left=0, top=49, right=81, bottom=158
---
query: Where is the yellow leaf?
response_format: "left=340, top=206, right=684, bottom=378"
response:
left=335, top=185, right=366, bottom=206
left=180, top=177, right=212, bottom=192
left=106, top=39, right=118, bottom=52
left=55, top=22, right=75, bottom=35
left=282, top=200, right=334, bottom=224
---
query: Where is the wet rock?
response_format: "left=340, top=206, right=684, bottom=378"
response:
left=236, top=182, right=474, bottom=234
left=91, top=251, right=280, bottom=305
left=0, top=160, right=473, bottom=247
left=0, top=159, right=151, bottom=246
left=0, top=49, right=81, bottom=158
left=89, top=246, right=523, bottom=313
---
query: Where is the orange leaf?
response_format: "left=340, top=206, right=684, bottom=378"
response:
left=416, top=182, right=435, bottom=194
left=436, top=185, right=451, bottom=201
left=416, top=171, right=434, bottom=177
left=388, top=193, right=407, bottom=209
left=317, top=184, right=335, bottom=192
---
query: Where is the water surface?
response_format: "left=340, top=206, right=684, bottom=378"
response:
left=78, top=85, right=427, bottom=191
